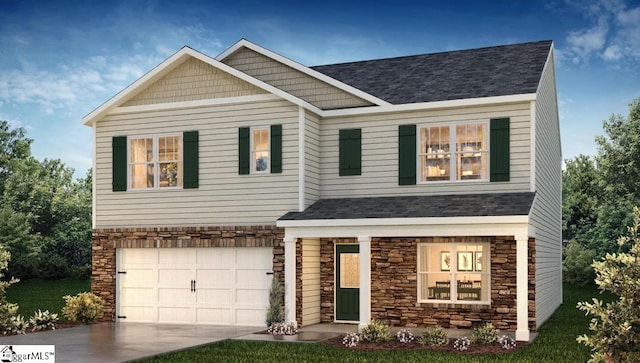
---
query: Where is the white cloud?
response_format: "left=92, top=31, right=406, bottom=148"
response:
left=602, top=44, right=623, bottom=60
left=565, top=16, right=608, bottom=63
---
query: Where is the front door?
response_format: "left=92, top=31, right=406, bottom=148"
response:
left=335, top=244, right=359, bottom=321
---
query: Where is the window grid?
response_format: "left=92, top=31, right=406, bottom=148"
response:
left=129, top=134, right=182, bottom=189
left=251, top=127, right=270, bottom=173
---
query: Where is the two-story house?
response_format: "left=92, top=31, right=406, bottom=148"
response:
left=84, top=39, right=561, bottom=341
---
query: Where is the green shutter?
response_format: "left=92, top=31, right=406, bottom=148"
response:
left=490, top=118, right=510, bottom=182
left=271, top=124, right=282, bottom=174
left=398, top=124, right=416, bottom=185
left=112, top=136, right=127, bottom=192
left=339, top=128, right=362, bottom=176
left=239, top=127, right=250, bottom=175
left=183, top=131, right=199, bottom=189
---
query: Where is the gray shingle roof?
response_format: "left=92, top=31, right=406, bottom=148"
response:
left=279, top=192, right=535, bottom=221
left=311, top=40, right=552, bottom=105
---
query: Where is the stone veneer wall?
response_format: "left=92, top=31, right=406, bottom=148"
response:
left=319, top=236, right=536, bottom=332
left=92, top=226, right=284, bottom=322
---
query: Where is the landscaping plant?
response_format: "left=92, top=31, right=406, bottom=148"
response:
left=61, top=292, right=104, bottom=324
left=266, top=321, right=298, bottom=336
left=265, top=276, right=284, bottom=327
left=577, top=206, right=640, bottom=363
left=29, top=309, right=58, bottom=331
left=342, top=332, right=360, bottom=348
left=0, top=244, right=24, bottom=335
left=396, top=328, right=415, bottom=344
left=453, top=336, right=471, bottom=351
left=419, top=325, right=448, bottom=346
left=471, top=322, right=499, bottom=344
left=360, top=320, right=391, bottom=343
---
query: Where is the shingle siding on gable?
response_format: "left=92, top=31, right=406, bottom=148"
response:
left=222, top=47, right=373, bottom=110
left=319, top=103, right=532, bottom=198
left=123, top=58, right=267, bottom=107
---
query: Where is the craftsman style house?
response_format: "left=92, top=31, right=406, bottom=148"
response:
left=84, top=39, right=561, bottom=341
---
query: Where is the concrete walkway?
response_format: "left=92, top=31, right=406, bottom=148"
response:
left=0, top=322, right=260, bottom=363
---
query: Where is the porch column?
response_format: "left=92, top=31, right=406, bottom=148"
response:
left=284, top=236, right=297, bottom=325
left=358, top=235, right=371, bottom=331
left=515, top=232, right=530, bottom=341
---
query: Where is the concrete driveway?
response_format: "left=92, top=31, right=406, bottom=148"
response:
left=0, top=322, right=260, bottom=363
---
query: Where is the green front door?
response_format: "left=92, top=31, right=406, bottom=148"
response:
left=335, top=244, right=359, bottom=321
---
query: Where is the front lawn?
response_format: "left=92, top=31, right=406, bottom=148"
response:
left=6, top=278, right=91, bottom=320
left=138, top=283, right=608, bottom=363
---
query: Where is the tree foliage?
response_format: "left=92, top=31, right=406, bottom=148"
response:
left=0, top=120, right=91, bottom=279
left=563, top=98, right=640, bottom=284
left=577, top=206, right=640, bottom=363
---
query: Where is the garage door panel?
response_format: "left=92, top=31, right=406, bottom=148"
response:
left=158, top=307, right=191, bottom=323
left=196, top=288, right=230, bottom=304
left=195, top=269, right=231, bottom=284
left=118, top=247, right=272, bottom=326
left=120, top=306, right=155, bottom=322
left=121, top=287, right=155, bottom=304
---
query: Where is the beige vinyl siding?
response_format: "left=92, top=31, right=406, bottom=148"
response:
left=123, top=57, right=266, bottom=107
left=301, top=239, right=321, bottom=325
left=222, top=47, right=373, bottom=110
left=304, top=112, right=321, bottom=208
left=319, top=103, right=532, bottom=198
left=94, top=98, right=299, bottom=227
left=530, top=50, right=563, bottom=327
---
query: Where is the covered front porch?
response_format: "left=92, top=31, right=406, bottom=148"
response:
left=276, top=193, right=536, bottom=342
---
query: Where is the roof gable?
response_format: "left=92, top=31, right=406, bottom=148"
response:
left=311, top=40, right=552, bottom=104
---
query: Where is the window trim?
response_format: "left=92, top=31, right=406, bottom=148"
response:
left=127, top=133, right=183, bottom=190
left=250, top=126, right=271, bottom=174
left=416, top=121, right=490, bottom=184
left=417, top=242, right=491, bottom=305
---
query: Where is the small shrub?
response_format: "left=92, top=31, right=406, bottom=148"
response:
left=420, top=326, right=448, bottom=346
left=396, top=328, right=415, bottom=344
left=360, top=320, right=391, bottom=343
left=498, top=334, right=516, bottom=350
left=267, top=321, right=297, bottom=335
left=471, top=322, right=499, bottom=344
left=453, top=336, right=471, bottom=351
left=62, top=292, right=104, bottom=324
left=69, top=265, right=91, bottom=280
left=0, top=302, right=21, bottom=335
left=38, top=254, right=69, bottom=280
left=342, top=332, right=360, bottom=348
left=9, top=315, right=27, bottom=335
left=265, top=276, right=284, bottom=327
left=29, top=309, right=58, bottom=331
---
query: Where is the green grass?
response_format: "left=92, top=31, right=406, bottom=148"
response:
left=137, top=283, right=612, bottom=363
left=6, top=278, right=91, bottom=319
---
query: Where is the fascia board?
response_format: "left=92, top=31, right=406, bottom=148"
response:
left=277, top=215, right=529, bottom=228
left=321, top=93, right=538, bottom=118
left=216, top=39, right=391, bottom=107
left=83, top=46, right=323, bottom=125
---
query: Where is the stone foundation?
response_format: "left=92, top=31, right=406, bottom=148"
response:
left=91, top=225, right=284, bottom=322
left=317, top=236, right=536, bottom=332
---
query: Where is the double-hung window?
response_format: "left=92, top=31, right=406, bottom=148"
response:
left=419, top=122, right=488, bottom=182
left=417, top=243, right=490, bottom=304
left=129, top=135, right=183, bottom=189
left=251, top=127, right=270, bottom=173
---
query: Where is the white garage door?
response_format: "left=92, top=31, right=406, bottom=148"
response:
left=117, top=247, right=272, bottom=326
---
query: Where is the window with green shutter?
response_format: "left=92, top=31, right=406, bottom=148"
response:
left=339, top=128, right=361, bottom=176
left=398, top=124, right=417, bottom=185
left=239, top=125, right=283, bottom=175
left=490, top=118, right=510, bottom=182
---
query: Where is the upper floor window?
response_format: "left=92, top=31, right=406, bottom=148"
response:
left=129, top=135, right=182, bottom=189
left=251, top=127, right=270, bottom=173
left=418, top=122, right=488, bottom=182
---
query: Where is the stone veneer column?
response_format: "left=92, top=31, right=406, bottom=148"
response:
left=358, top=235, right=371, bottom=331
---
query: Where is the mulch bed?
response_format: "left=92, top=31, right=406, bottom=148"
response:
left=1, top=322, right=85, bottom=338
left=322, top=335, right=527, bottom=354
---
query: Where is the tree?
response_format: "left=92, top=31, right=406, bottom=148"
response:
left=0, top=120, right=32, bottom=196
left=577, top=206, right=640, bottom=362
left=562, top=155, right=600, bottom=242
left=265, top=276, right=284, bottom=327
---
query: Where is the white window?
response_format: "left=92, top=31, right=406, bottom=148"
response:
left=417, top=243, right=490, bottom=304
left=129, top=135, right=182, bottom=189
left=251, top=127, right=270, bottom=173
left=419, top=122, right=488, bottom=182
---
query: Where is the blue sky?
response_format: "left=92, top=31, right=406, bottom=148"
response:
left=1, top=0, right=639, bottom=177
